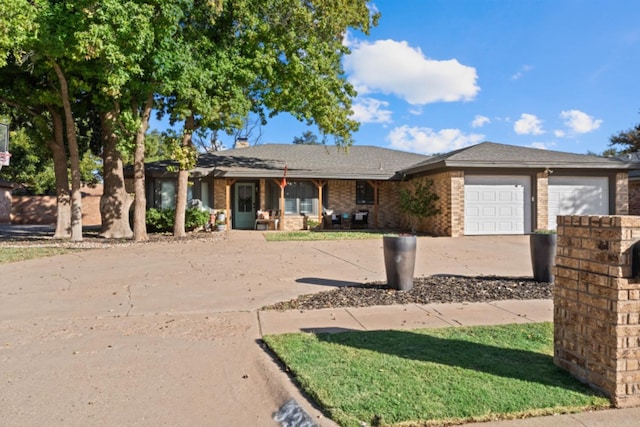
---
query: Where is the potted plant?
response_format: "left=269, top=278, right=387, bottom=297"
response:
left=383, top=179, right=441, bottom=291
left=215, top=218, right=227, bottom=232
left=530, top=229, right=557, bottom=282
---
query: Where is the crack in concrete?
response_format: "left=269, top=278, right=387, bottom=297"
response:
left=311, top=246, right=378, bottom=274
left=56, top=274, right=73, bottom=291
left=126, top=284, right=133, bottom=316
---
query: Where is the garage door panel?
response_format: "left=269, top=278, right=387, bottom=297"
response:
left=548, top=177, right=608, bottom=230
left=464, top=175, right=531, bottom=235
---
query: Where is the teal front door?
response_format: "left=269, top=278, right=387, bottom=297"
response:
left=234, top=183, right=256, bottom=229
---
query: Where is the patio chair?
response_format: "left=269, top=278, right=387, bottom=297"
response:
left=351, top=210, right=369, bottom=229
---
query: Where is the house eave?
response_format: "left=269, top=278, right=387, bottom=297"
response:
left=402, top=160, right=637, bottom=175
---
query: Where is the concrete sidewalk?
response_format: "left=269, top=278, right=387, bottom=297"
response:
left=1, top=229, right=638, bottom=426
left=259, top=299, right=554, bottom=335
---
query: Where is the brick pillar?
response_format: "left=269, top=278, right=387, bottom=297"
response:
left=535, top=172, right=549, bottom=231
left=615, top=172, right=629, bottom=215
left=554, top=215, right=640, bottom=407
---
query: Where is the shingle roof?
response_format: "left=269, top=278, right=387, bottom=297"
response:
left=193, top=144, right=428, bottom=180
left=400, top=141, right=634, bottom=175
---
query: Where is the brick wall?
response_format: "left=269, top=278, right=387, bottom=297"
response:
left=11, top=186, right=102, bottom=226
left=554, top=215, right=640, bottom=407
left=630, top=181, right=640, bottom=215
left=403, top=172, right=462, bottom=237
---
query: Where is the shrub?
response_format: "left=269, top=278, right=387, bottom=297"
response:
left=185, top=208, right=210, bottom=231
left=306, top=218, right=320, bottom=230
left=146, top=207, right=209, bottom=232
left=399, top=179, right=441, bottom=233
left=146, top=208, right=175, bottom=233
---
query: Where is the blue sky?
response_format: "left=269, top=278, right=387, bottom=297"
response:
left=152, top=0, right=640, bottom=155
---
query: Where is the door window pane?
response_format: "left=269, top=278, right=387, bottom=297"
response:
left=237, top=184, right=253, bottom=213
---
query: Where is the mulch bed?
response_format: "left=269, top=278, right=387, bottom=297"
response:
left=264, top=276, right=552, bottom=311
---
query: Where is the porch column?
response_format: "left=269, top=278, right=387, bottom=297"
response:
left=368, top=180, right=379, bottom=228
left=312, top=180, right=326, bottom=225
left=225, top=179, right=236, bottom=228
left=279, top=183, right=285, bottom=230
left=273, top=179, right=285, bottom=230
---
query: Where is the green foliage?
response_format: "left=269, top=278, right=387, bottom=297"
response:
left=305, top=218, right=320, bottom=230
left=4, top=125, right=102, bottom=195
left=185, top=207, right=210, bottom=230
left=264, top=323, right=609, bottom=427
left=533, top=229, right=557, bottom=234
left=293, top=131, right=322, bottom=145
left=399, top=179, right=441, bottom=232
left=0, top=247, right=82, bottom=264
left=610, top=118, right=640, bottom=154
left=146, top=208, right=175, bottom=233
left=146, top=207, right=209, bottom=232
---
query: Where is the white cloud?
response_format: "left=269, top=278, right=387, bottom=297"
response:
left=351, top=97, right=392, bottom=124
left=386, top=125, right=484, bottom=155
left=344, top=39, right=479, bottom=105
left=408, top=106, right=423, bottom=116
left=530, top=142, right=555, bottom=150
left=560, top=110, right=602, bottom=134
left=511, top=65, right=533, bottom=80
left=554, top=130, right=566, bottom=138
left=514, top=113, right=544, bottom=135
left=471, top=115, right=490, bottom=128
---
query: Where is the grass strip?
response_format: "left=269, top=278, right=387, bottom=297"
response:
left=264, top=323, right=609, bottom=427
left=264, top=231, right=385, bottom=241
left=0, top=247, right=82, bottom=264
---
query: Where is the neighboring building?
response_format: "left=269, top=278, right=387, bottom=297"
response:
left=128, top=142, right=637, bottom=236
left=619, top=152, right=640, bottom=216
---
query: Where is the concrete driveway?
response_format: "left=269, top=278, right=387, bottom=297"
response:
left=0, top=231, right=533, bottom=426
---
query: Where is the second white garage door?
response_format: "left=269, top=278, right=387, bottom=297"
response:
left=548, top=176, right=609, bottom=229
left=464, top=175, right=531, bottom=235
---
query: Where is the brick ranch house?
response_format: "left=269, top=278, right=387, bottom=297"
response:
left=128, top=141, right=638, bottom=237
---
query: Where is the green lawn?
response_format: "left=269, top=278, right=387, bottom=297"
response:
left=0, top=247, right=81, bottom=264
left=263, top=230, right=386, bottom=241
left=264, top=323, right=609, bottom=427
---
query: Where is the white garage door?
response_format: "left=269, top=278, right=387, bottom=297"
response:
left=464, top=175, right=531, bottom=235
left=548, top=176, right=609, bottom=230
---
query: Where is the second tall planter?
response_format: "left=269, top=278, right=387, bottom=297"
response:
left=530, top=232, right=557, bottom=283
left=383, top=235, right=417, bottom=291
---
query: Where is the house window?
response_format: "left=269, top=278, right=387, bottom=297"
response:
left=285, top=181, right=317, bottom=215
left=159, top=181, right=176, bottom=209
left=356, top=180, right=376, bottom=205
left=156, top=179, right=193, bottom=209
left=266, top=180, right=330, bottom=215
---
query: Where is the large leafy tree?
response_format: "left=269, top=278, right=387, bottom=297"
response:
left=610, top=114, right=640, bottom=153
left=1, top=0, right=379, bottom=240
left=162, top=0, right=378, bottom=237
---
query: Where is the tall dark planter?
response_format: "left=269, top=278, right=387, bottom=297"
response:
left=383, top=235, right=417, bottom=291
left=530, top=233, right=557, bottom=283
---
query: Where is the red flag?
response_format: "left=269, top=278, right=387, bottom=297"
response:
left=281, top=164, right=288, bottom=188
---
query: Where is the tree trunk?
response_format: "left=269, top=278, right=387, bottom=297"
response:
left=173, top=115, right=195, bottom=238
left=52, top=61, right=82, bottom=241
left=48, top=108, right=71, bottom=239
left=100, top=111, right=133, bottom=239
left=132, top=92, right=154, bottom=242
